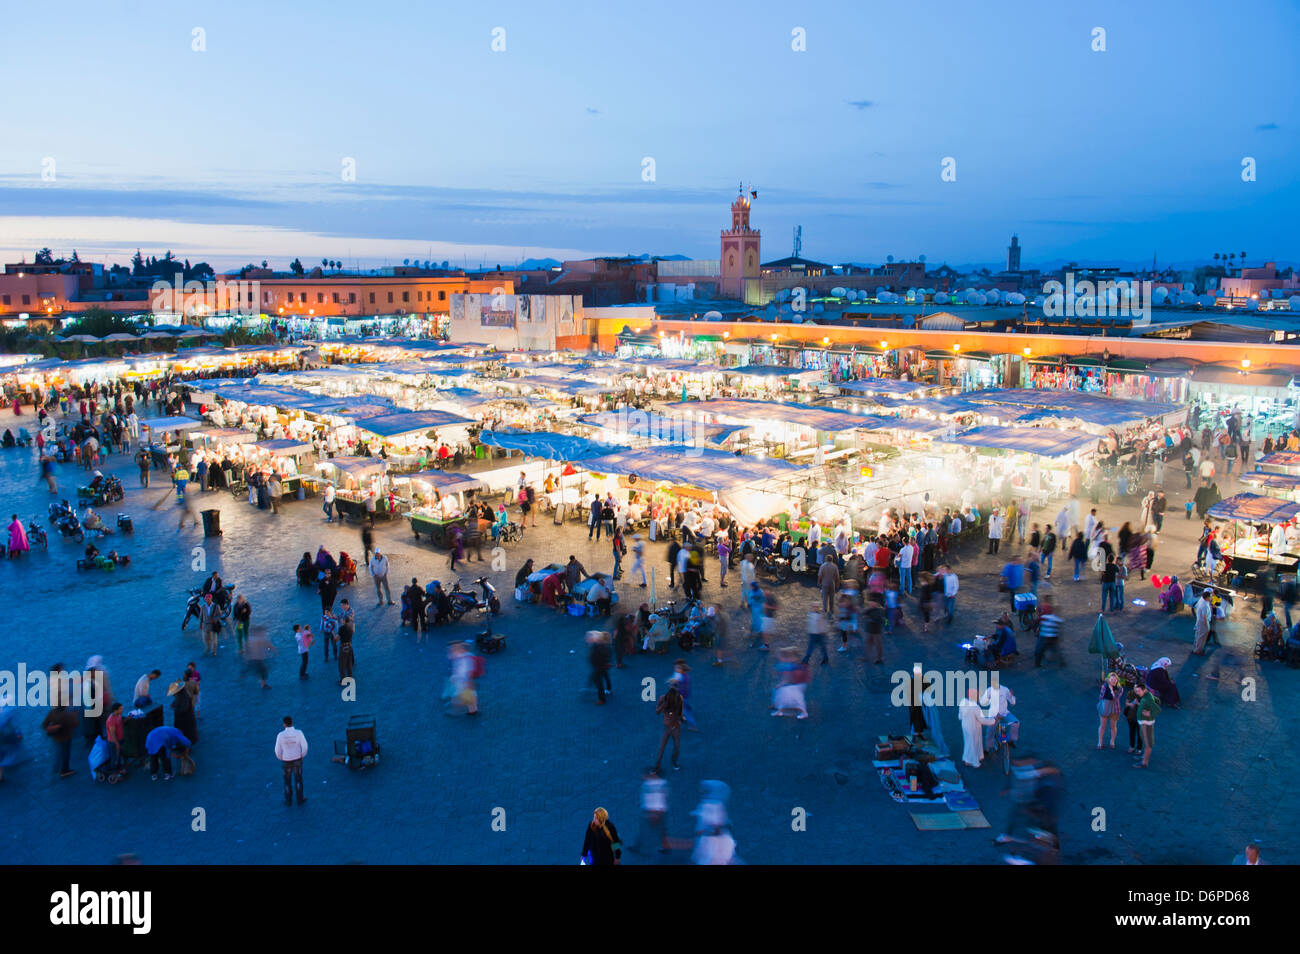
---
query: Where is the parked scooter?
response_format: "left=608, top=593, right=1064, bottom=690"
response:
left=449, top=577, right=501, bottom=619
left=181, top=582, right=236, bottom=630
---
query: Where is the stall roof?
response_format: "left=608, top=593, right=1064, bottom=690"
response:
left=138, top=416, right=203, bottom=433
left=1256, top=451, right=1300, bottom=469
left=908, top=388, right=1181, bottom=427
left=251, top=438, right=312, bottom=455
left=394, top=470, right=487, bottom=495
left=1238, top=471, right=1300, bottom=491
left=192, top=427, right=256, bottom=444
left=317, top=456, right=387, bottom=478
left=1207, top=492, right=1300, bottom=524
left=837, top=377, right=935, bottom=396
left=725, top=365, right=815, bottom=378
left=578, top=411, right=748, bottom=445
left=940, top=425, right=1096, bottom=458
left=477, top=429, right=621, bottom=461
left=580, top=446, right=805, bottom=492
left=665, top=398, right=884, bottom=435
left=1191, top=365, right=1294, bottom=389
left=354, top=410, right=474, bottom=438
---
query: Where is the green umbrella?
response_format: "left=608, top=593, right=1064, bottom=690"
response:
left=1088, top=613, right=1118, bottom=677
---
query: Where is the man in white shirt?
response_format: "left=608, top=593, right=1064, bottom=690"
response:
left=942, top=567, right=959, bottom=623
left=323, top=483, right=337, bottom=523
left=369, top=549, right=392, bottom=606
left=980, top=682, right=1018, bottom=750
left=1084, top=508, right=1098, bottom=541
left=274, top=716, right=309, bottom=806
left=1055, top=506, right=1070, bottom=541
left=987, top=511, right=1004, bottom=554
left=897, top=540, right=915, bottom=596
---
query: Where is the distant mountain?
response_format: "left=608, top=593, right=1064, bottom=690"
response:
left=516, top=257, right=562, bottom=270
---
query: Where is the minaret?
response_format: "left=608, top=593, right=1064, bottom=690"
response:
left=1007, top=234, right=1021, bottom=272
left=721, top=186, right=761, bottom=301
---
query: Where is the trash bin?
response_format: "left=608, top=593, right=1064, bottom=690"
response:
left=201, top=509, right=222, bottom=537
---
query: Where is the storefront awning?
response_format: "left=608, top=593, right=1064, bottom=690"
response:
left=395, top=470, right=487, bottom=495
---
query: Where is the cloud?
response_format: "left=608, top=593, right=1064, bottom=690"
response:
left=1256, top=122, right=1279, bottom=131
left=846, top=100, right=874, bottom=110
left=585, top=107, right=601, bottom=115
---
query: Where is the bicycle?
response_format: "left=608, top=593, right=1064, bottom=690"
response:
left=990, top=716, right=1013, bottom=775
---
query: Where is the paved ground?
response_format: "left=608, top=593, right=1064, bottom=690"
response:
left=0, top=408, right=1295, bottom=864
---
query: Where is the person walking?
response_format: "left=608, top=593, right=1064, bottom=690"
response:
left=294, top=624, right=312, bottom=679
left=1131, top=684, right=1160, bottom=769
left=232, top=594, right=251, bottom=654
left=671, top=662, right=695, bottom=730
left=1097, top=673, right=1122, bottom=748
left=862, top=596, right=885, bottom=664
left=337, top=607, right=356, bottom=685
left=322, top=483, right=336, bottom=523
left=987, top=509, right=1003, bottom=554
left=274, top=715, right=308, bottom=805
left=666, top=538, right=680, bottom=589
left=818, top=557, right=839, bottom=615
left=580, top=808, right=622, bottom=865
left=360, top=520, right=375, bottom=567
left=1068, top=531, right=1088, bottom=582
left=368, top=549, right=393, bottom=606
left=632, top=769, right=670, bottom=855
left=1192, top=589, right=1213, bottom=655
left=630, top=534, right=647, bottom=588
left=653, top=680, right=684, bottom=773
left=1040, top=527, right=1057, bottom=579
left=1034, top=600, right=1063, bottom=667
left=1100, top=553, right=1118, bottom=613
left=135, top=447, right=151, bottom=488
left=243, top=628, right=274, bottom=689
left=588, top=494, right=602, bottom=541
left=803, top=608, right=830, bottom=665
left=716, top=534, right=730, bottom=588
left=611, top=526, right=625, bottom=581
left=587, top=631, right=613, bottom=705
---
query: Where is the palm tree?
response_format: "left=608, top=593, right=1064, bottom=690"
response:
left=1213, top=253, right=1220, bottom=262
left=1240, top=251, right=1247, bottom=264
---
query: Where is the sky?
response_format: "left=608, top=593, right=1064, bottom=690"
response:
left=0, top=0, right=1296, bottom=271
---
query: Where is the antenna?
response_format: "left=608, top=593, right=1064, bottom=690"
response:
left=793, top=225, right=802, bottom=259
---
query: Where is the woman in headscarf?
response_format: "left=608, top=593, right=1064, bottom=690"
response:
left=1145, top=657, right=1181, bottom=708
left=581, top=807, right=622, bottom=865
left=7, top=515, right=29, bottom=559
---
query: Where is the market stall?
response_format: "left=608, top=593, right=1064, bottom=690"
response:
left=1207, top=492, right=1300, bottom=582
left=246, top=438, right=317, bottom=497
left=396, top=470, right=489, bottom=547
left=316, top=456, right=392, bottom=521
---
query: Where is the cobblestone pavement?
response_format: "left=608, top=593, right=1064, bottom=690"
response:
left=0, top=410, right=1295, bottom=864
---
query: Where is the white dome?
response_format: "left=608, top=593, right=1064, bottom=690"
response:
left=1197, top=294, right=1216, bottom=307
left=812, top=303, right=825, bottom=313
left=985, top=288, right=1001, bottom=303
left=1152, top=287, right=1169, bottom=303
left=831, top=286, right=848, bottom=298
left=1178, top=291, right=1197, bottom=305
left=1005, top=292, right=1026, bottom=305
left=703, top=310, right=723, bottom=320
left=934, top=292, right=949, bottom=304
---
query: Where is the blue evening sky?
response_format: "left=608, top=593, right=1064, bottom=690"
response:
left=0, top=0, right=1295, bottom=270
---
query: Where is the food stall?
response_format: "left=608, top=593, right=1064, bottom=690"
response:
left=1254, top=451, right=1300, bottom=476
left=1238, top=470, right=1300, bottom=503
left=1207, top=492, right=1300, bottom=583
left=138, top=416, right=204, bottom=463
left=397, top=470, right=488, bottom=547
left=246, top=438, right=317, bottom=498
left=316, top=456, right=392, bottom=521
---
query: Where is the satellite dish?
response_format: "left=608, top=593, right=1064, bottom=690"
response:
left=1006, top=292, right=1025, bottom=305
left=1197, top=294, right=1216, bottom=307
left=703, top=310, right=723, bottom=321
left=1178, top=290, right=1196, bottom=305
left=985, top=289, right=1001, bottom=303
left=1152, top=287, right=1169, bottom=304
left=934, top=292, right=949, bottom=304
left=831, top=286, right=848, bottom=298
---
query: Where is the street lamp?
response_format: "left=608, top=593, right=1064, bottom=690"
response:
left=880, top=340, right=889, bottom=350
left=952, top=343, right=961, bottom=352
left=1241, top=358, right=1251, bottom=369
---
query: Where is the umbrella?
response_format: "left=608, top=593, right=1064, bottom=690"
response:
left=178, top=329, right=211, bottom=338
left=142, top=331, right=175, bottom=339
left=1088, top=613, right=1118, bottom=677
left=103, top=333, right=139, bottom=342
left=60, top=334, right=101, bottom=343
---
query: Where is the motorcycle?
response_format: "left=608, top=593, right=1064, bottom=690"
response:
left=49, top=501, right=85, bottom=544
left=448, top=577, right=501, bottom=620
left=753, top=549, right=791, bottom=583
left=181, top=582, right=236, bottom=631
left=26, top=517, right=48, bottom=550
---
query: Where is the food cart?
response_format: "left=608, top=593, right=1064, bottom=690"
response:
left=397, top=470, right=488, bottom=547
left=247, top=438, right=317, bottom=499
left=316, top=456, right=392, bottom=522
left=1207, top=492, right=1300, bottom=585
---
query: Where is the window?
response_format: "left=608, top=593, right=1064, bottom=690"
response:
left=317, top=293, right=324, bottom=303
left=438, top=290, right=446, bottom=301
left=22, top=294, right=30, bottom=305
left=369, top=293, right=375, bottom=304
left=387, top=292, right=394, bottom=304
left=301, top=293, right=308, bottom=303
left=332, top=292, right=339, bottom=303
left=349, top=293, right=356, bottom=304
left=402, top=291, right=409, bottom=303
left=1, top=295, right=8, bottom=305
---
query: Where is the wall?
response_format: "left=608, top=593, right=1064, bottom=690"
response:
left=447, top=293, right=585, bottom=350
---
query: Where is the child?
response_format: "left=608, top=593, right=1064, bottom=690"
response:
left=883, top=581, right=900, bottom=634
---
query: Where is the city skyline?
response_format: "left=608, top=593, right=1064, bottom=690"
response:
left=1, top=0, right=1296, bottom=270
